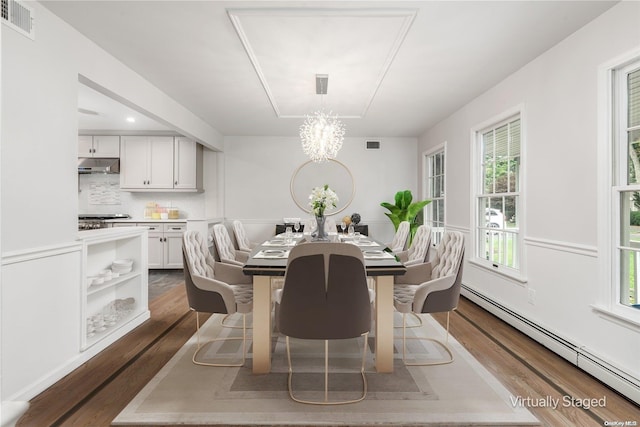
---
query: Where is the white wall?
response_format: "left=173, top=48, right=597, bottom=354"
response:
left=223, top=136, right=418, bottom=243
left=418, top=1, right=640, bottom=394
left=0, top=2, right=221, bottom=401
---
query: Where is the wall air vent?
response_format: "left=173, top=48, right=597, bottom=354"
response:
left=1, top=0, right=34, bottom=40
left=366, top=140, right=380, bottom=149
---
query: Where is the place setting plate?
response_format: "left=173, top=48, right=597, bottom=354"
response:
left=354, top=239, right=379, bottom=246
left=254, top=249, right=290, bottom=258
left=363, top=250, right=394, bottom=259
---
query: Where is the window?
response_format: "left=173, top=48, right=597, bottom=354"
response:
left=614, top=59, right=640, bottom=310
left=475, top=115, right=522, bottom=273
left=424, top=147, right=445, bottom=245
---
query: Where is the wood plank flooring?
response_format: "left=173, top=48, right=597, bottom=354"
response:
left=16, top=284, right=639, bottom=427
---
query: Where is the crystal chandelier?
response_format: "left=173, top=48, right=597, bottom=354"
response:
left=300, top=75, right=345, bottom=163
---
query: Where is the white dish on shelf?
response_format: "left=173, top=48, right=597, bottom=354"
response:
left=89, top=276, right=104, bottom=285
left=112, top=259, right=133, bottom=267
left=98, top=269, right=113, bottom=280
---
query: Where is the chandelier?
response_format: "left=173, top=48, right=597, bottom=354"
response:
left=300, top=75, right=345, bottom=163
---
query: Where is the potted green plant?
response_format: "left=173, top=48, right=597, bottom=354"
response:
left=381, top=190, right=431, bottom=244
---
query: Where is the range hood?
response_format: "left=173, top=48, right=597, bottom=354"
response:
left=78, top=158, right=120, bottom=174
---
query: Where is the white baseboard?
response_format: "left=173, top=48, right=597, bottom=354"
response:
left=461, top=284, right=640, bottom=405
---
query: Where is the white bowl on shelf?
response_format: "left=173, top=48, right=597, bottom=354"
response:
left=98, top=269, right=112, bottom=280
left=112, top=259, right=133, bottom=274
left=112, top=259, right=133, bottom=267
left=89, top=276, right=104, bottom=286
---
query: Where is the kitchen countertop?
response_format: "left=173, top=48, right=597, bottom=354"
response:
left=107, top=219, right=187, bottom=223
left=77, top=225, right=149, bottom=239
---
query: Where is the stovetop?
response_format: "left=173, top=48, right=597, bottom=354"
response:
left=78, top=213, right=131, bottom=220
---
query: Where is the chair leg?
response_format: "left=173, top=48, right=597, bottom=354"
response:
left=401, top=312, right=454, bottom=366
left=285, top=334, right=368, bottom=405
left=220, top=313, right=253, bottom=330
left=394, top=311, right=423, bottom=329
left=192, top=311, right=248, bottom=367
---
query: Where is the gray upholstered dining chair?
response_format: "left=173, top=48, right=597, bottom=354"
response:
left=212, top=224, right=249, bottom=266
left=386, top=220, right=410, bottom=253
left=276, top=242, right=373, bottom=405
left=393, top=230, right=465, bottom=366
left=232, top=220, right=258, bottom=253
left=182, top=231, right=253, bottom=367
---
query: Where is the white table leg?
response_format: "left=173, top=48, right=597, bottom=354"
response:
left=375, top=275, right=394, bottom=373
left=252, top=275, right=272, bottom=374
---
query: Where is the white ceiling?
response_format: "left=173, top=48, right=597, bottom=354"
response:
left=78, top=83, right=172, bottom=132
left=48, top=1, right=618, bottom=137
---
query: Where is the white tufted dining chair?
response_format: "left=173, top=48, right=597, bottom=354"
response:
left=212, top=224, right=249, bottom=266
left=387, top=221, right=410, bottom=253
left=232, top=220, right=258, bottom=253
left=182, top=231, right=253, bottom=367
left=396, top=225, right=432, bottom=266
left=393, top=230, right=465, bottom=366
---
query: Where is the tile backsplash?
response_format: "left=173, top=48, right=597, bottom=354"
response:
left=78, top=173, right=206, bottom=220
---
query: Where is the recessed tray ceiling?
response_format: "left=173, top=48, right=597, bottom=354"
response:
left=228, top=8, right=417, bottom=119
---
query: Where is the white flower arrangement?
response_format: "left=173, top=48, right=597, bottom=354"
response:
left=309, top=184, right=339, bottom=217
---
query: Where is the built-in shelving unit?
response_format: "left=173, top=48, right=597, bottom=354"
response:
left=79, top=227, right=150, bottom=351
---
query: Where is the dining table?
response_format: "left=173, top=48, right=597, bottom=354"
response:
left=242, top=233, right=406, bottom=374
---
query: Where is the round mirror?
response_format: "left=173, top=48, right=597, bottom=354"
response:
left=290, top=159, right=355, bottom=215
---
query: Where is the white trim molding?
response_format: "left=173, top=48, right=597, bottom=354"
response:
left=2, top=242, right=82, bottom=266
left=444, top=224, right=471, bottom=234
left=524, top=236, right=598, bottom=258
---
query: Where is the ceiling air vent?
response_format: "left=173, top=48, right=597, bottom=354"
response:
left=1, top=0, right=34, bottom=40
left=366, top=141, right=381, bottom=149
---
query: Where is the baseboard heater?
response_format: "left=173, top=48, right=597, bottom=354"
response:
left=461, top=284, right=640, bottom=405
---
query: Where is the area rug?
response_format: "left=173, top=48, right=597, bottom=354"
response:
left=113, top=313, right=539, bottom=426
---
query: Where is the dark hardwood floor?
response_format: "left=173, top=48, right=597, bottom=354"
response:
left=16, top=279, right=639, bottom=427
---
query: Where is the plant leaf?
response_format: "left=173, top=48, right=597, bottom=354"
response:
left=382, top=190, right=431, bottom=234
left=406, top=200, right=431, bottom=220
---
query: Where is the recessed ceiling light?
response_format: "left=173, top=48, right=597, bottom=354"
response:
left=126, top=117, right=136, bottom=123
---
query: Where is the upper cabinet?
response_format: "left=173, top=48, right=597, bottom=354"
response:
left=78, top=135, right=120, bottom=158
left=120, top=136, right=203, bottom=192
left=174, top=137, right=203, bottom=190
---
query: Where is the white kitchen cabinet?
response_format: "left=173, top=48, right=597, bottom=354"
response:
left=164, top=224, right=186, bottom=268
left=174, top=137, right=203, bottom=190
left=120, top=136, right=202, bottom=192
left=138, top=222, right=186, bottom=269
left=78, top=135, right=120, bottom=158
left=120, top=136, right=174, bottom=190
left=145, top=223, right=165, bottom=269
left=79, top=227, right=149, bottom=351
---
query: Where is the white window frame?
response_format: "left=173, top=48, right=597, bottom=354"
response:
left=423, top=143, right=446, bottom=245
left=595, top=49, right=640, bottom=327
left=470, top=105, right=526, bottom=283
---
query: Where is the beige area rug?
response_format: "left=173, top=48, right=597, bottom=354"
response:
left=113, top=313, right=539, bottom=426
